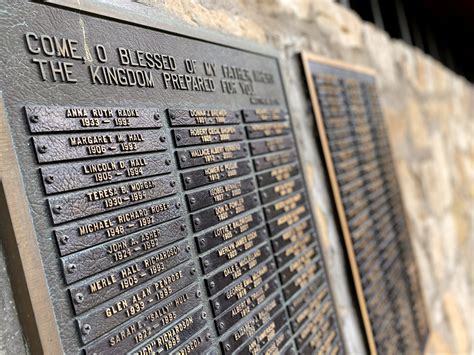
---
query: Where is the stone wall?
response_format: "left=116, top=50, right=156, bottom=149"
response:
left=0, top=0, right=472, bottom=353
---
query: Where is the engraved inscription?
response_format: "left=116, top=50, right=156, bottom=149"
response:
left=177, top=142, right=247, bottom=169
left=271, top=218, right=312, bottom=253
left=253, top=150, right=297, bottom=172
left=69, top=240, right=191, bottom=315
left=55, top=197, right=182, bottom=256
left=173, top=126, right=245, bottom=146
left=48, top=175, right=178, bottom=224
left=77, top=261, right=195, bottom=343
left=205, top=244, right=272, bottom=296
left=221, top=295, right=283, bottom=354
left=61, top=217, right=187, bottom=284
left=236, top=311, right=288, bottom=355
left=33, top=130, right=167, bottom=163
left=195, top=212, right=264, bottom=253
left=242, top=109, right=288, bottom=123
left=250, top=137, right=293, bottom=156
left=186, top=177, right=255, bottom=212
left=260, top=177, right=304, bottom=205
left=181, top=160, right=252, bottom=190
left=41, top=153, right=172, bottom=194
left=84, top=297, right=204, bottom=354
left=126, top=307, right=207, bottom=355
left=210, top=261, right=276, bottom=316
left=200, top=226, right=267, bottom=274
left=168, top=109, right=241, bottom=126
left=191, top=193, right=259, bottom=232
left=25, top=106, right=161, bottom=132
left=246, top=122, right=290, bottom=139
left=215, top=277, right=279, bottom=335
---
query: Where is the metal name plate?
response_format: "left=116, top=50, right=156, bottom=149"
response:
left=186, top=177, right=255, bottom=212
left=48, top=175, right=178, bottom=224
left=85, top=305, right=206, bottom=355
left=253, top=150, right=297, bottom=172
left=181, top=160, right=252, bottom=190
left=271, top=218, right=312, bottom=252
left=242, top=109, right=289, bottom=123
left=235, top=310, right=289, bottom=355
left=173, top=126, right=245, bottom=146
left=61, top=217, right=187, bottom=284
left=210, top=261, right=276, bottom=317
left=26, top=105, right=162, bottom=132
left=302, top=52, right=429, bottom=354
left=0, top=2, right=343, bottom=353
left=69, top=240, right=192, bottom=315
left=76, top=261, right=195, bottom=343
left=200, top=226, right=267, bottom=274
left=55, top=197, right=183, bottom=256
left=258, top=325, right=292, bottom=355
left=168, top=109, right=241, bottom=126
left=172, top=327, right=213, bottom=355
left=176, top=143, right=247, bottom=169
left=33, top=130, right=168, bottom=163
left=246, top=122, right=290, bottom=139
left=195, top=211, right=264, bottom=253
left=220, top=295, right=284, bottom=353
left=214, top=276, right=279, bottom=335
left=41, top=153, right=172, bottom=194
left=205, top=243, right=272, bottom=296
left=128, top=307, right=208, bottom=355
left=249, top=136, right=294, bottom=156
left=191, top=193, right=259, bottom=232
left=257, top=163, right=300, bottom=187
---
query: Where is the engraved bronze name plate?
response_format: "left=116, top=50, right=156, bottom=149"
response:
left=0, top=1, right=344, bottom=353
left=301, top=53, right=429, bottom=355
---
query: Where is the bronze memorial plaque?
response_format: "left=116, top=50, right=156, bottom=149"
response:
left=0, top=2, right=344, bottom=353
left=301, top=53, right=429, bottom=355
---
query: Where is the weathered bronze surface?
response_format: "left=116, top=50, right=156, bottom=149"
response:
left=0, top=2, right=343, bottom=353
left=302, top=52, right=430, bottom=355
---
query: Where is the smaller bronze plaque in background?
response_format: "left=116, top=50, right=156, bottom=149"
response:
left=301, top=52, right=429, bottom=355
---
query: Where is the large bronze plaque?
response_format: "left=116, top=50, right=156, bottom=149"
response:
left=301, top=53, right=429, bottom=354
left=0, top=2, right=344, bottom=354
